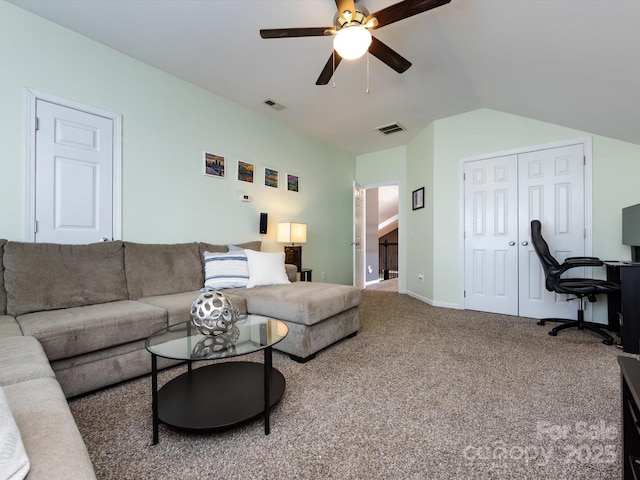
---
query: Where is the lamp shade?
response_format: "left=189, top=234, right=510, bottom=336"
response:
left=277, top=222, right=307, bottom=244
left=333, top=25, right=372, bottom=60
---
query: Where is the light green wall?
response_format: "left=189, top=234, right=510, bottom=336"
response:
left=415, top=108, right=640, bottom=308
left=406, top=124, right=435, bottom=301
left=0, top=1, right=356, bottom=285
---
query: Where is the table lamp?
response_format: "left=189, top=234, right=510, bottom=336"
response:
left=277, top=222, right=307, bottom=272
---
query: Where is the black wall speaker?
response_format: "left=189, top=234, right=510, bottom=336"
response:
left=259, top=213, right=268, bottom=234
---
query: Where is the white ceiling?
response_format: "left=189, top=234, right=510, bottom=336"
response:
left=9, top=0, right=640, bottom=156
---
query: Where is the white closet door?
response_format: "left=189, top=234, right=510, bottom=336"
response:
left=517, top=144, right=586, bottom=319
left=464, top=143, right=586, bottom=319
left=463, top=155, right=519, bottom=315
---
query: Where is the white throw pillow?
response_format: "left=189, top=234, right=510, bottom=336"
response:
left=0, top=388, right=30, bottom=480
left=245, top=250, right=291, bottom=288
left=203, top=250, right=249, bottom=290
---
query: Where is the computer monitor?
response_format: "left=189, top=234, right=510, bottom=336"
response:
left=622, top=203, right=640, bottom=261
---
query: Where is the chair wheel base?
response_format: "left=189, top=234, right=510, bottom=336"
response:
left=602, top=338, right=614, bottom=346
left=537, top=320, right=546, bottom=326
left=548, top=330, right=558, bottom=337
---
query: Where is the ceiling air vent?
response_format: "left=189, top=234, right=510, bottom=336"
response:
left=264, top=99, right=286, bottom=111
left=376, top=122, right=406, bottom=135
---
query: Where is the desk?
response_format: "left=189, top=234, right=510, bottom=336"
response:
left=606, top=262, right=640, bottom=354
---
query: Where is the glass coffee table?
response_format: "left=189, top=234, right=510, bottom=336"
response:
left=145, top=314, right=288, bottom=444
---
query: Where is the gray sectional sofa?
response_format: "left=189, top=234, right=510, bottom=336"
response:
left=0, top=238, right=360, bottom=479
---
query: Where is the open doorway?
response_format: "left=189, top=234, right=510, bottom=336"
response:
left=365, top=184, right=399, bottom=292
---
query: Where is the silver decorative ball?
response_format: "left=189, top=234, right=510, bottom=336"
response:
left=190, top=291, right=238, bottom=336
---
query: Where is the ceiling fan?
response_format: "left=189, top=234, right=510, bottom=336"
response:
left=259, top=0, right=451, bottom=86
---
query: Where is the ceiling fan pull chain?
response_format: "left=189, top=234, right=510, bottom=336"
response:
left=332, top=50, right=336, bottom=88
left=365, top=50, right=370, bottom=94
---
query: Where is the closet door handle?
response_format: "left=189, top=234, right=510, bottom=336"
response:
left=509, top=241, right=516, bottom=246
left=521, top=241, right=529, bottom=246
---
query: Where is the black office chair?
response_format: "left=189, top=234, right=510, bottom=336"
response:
left=530, top=219, right=619, bottom=345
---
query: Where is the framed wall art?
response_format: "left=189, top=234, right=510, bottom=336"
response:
left=264, top=167, right=278, bottom=188
left=204, top=152, right=225, bottom=178
left=237, top=160, right=254, bottom=183
left=412, top=187, right=424, bottom=210
left=287, top=173, right=299, bottom=192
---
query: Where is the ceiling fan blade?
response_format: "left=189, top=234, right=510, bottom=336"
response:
left=316, top=51, right=343, bottom=85
left=260, top=27, right=331, bottom=39
left=335, top=0, right=357, bottom=22
left=369, top=36, right=411, bottom=74
left=366, top=0, right=451, bottom=29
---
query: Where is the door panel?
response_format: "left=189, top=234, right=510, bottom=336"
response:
left=35, top=100, right=114, bottom=244
left=464, top=155, right=519, bottom=315
left=353, top=182, right=365, bottom=289
left=518, top=144, right=585, bottom=319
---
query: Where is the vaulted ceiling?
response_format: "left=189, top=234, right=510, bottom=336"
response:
left=10, top=0, right=640, bottom=156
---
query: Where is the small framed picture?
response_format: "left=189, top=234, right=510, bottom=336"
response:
left=204, top=152, right=225, bottom=178
left=264, top=167, right=278, bottom=188
left=412, top=187, right=424, bottom=210
left=237, top=160, right=254, bottom=183
left=287, top=173, right=299, bottom=192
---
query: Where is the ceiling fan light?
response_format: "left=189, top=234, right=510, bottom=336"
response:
left=333, top=25, right=372, bottom=60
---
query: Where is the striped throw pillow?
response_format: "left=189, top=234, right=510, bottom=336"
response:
left=203, top=250, right=249, bottom=290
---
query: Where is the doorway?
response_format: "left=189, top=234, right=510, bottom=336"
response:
left=365, top=184, right=399, bottom=292
left=463, top=139, right=592, bottom=319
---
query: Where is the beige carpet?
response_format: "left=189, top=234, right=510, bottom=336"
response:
left=366, top=278, right=398, bottom=292
left=69, top=290, right=627, bottom=479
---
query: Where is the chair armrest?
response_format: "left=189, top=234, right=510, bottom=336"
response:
left=556, top=256, right=604, bottom=275
left=564, top=256, right=604, bottom=267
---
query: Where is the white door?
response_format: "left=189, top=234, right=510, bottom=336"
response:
left=518, top=144, right=586, bottom=319
left=463, top=155, right=519, bottom=315
left=464, top=143, right=586, bottom=318
left=34, top=100, right=115, bottom=244
left=353, top=182, right=365, bottom=289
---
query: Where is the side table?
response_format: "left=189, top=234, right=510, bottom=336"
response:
left=300, top=268, right=312, bottom=282
left=145, top=316, right=288, bottom=444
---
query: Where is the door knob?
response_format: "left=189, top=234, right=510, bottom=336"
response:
left=509, top=241, right=516, bottom=246
left=522, top=241, right=529, bottom=246
left=100, top=237, right=110, bottom=242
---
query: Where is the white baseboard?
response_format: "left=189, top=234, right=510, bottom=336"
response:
left=404, top=290, right=463, bottom=310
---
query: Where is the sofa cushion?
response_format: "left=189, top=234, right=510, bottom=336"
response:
left=245, top=250, right=291, bottom=288
left=0, top=316, right=22, bottom=338
left=198, top=241, right=262, bottom=259
left=203, top=250, right=249, bottom=290
left=0, top=239, right=6, bottom=315
left=3, top=241, right=128, bottom=317
left=16, top=300, right=167, bottom=361
left=0, top=337, right=55, bottom=387
left=235, top=240, right=262, bottom=251
left=3, top=377, right=97, bottom=479
left=0, top=387, right=30, bottom=480
left=285, top=264, right=297, bottom=283
left=124, top=242, right=203, bottom=300
left=198, top=242, right=228, bottom=259
left=238, top=282, right=361, bottom=326
left=138, top=290, right=247, bottom=326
